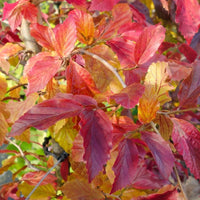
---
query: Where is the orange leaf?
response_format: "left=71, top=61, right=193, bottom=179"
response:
left=0, top=156, right=16, bottom=175
left=69, top=9, right=95, bottom=45
left=0, top=58, right=10, bottom=73
left=0, top=113, right=8, bottom=146
left=61, top=179, right=104, bottom=200
left=7, top=93, right=38, bottom=124
left=0, top=43, right=22, bottom=59
left=138, top=62, right=173, bottom=123
left=0, top=76, right=7, bottom=100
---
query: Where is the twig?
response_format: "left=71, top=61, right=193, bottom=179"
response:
left=79, top=49, right=127, bottom=88
left=174, top=165, right=188, bottom=200
left=0, top=68, right=19, bottom=83
left=25, top=158, right=61, bottom=200
left=5, top=137, right=39, bottom=171
left=7, top=83, right=28, bottom=93
left=158, top=107, right=200, bottom=115
left=150, top=121, right=161, bottom=135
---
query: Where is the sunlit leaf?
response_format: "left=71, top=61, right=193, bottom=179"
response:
left=66, top=60, right=99, bottom=96
left=79, top=108, right=113, bottom=181
left=0, top=76, right=7, bottom=100
left=69, top=9, right=95, bottom=44
left=0, top=43, right=22, bottom=59
left=61, top=179, right=104, bottom=200
left=0, top=113, right=8, bottom=146
left=18, top=182, right=56, bottom=199
left=0, top=156, right=16, bottom=175
left=134, top=25, right=165, bottom=65
left=172, top=118, right=200, bottom=179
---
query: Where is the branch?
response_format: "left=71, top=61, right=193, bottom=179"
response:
left=79, top=49, right=127, bottom=88
left=158, top=107, right=200, bottom=115
left=174, top=165, right=188, bottom=200
left=0, top=68, right=19, bottom=83
left=150, top=121, right=161, bottom=135
left=5, top=137, right=39, bottom=171
left=25, top=158, right=61, bottom=200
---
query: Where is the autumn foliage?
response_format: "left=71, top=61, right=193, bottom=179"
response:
left=0, top=0, right=200, bottom=199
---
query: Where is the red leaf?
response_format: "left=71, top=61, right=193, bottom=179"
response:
left=141, top=132, right=175, bottom=179
left=111, top=83, right=145, bottom=109
left=60, top=159, right=69, bottom=181
left=3, top=0, right=37, bottom=31
left=79, top=108, right=113, bottom=181
left=54, top=16, right=77, bottom=57
left=107, top=37, right=135, bottom=66
left=25, top=54, right=62, bottom=95
left=175, top=0, right=200, bottom=44
left=172, top=118, right=200, bottom=179
left=178, top=44, right=197, bottom=63
left=30, top=23, right=56, bottom=51
left=178, top=61, right=200, bottom=108
left=22, top=171, right=57, bottom=186
left=134, top=24, right=166, bottom=65
left=111, top=138, right=139, bottom=193
left=137, top=188, right=179, bottom=200
left=9, top=94, right=96, bottom=136
left=66, top=60, right=99, bottom=96
left=89, top=0, right=120, bottom=11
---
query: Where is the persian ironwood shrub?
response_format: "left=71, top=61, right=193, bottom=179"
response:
left=0, top=0, right=200, bottom=199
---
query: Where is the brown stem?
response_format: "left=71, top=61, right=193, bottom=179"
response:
left=158, top=107, right=200, bottom=115
left=0, top=68, right=19, bottom=83
left=5, top=137, right=40, bottom=171
left=7, top=83, right=27, bottom=93
left=174, top=165, right=188, bottom=200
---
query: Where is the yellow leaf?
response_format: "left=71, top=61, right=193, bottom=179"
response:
left=51, top=118, right=78, bottom=153
left=122, top=188, right=147, bottom=200
left=138, top=62, right=173, bottom=123
left=14, top=129, right=30, bottom=143
left=0, top=76, right=7, bottom=100
left=18, top=182, right=56, bottom=200
left=44, top=78, right=60, bottom=99
left=8, top=85, right=21, bottom=99
left=0, top=156, right=16, bottom=175
left=145, top=61, right=173, bottom=105
left=61, top=179, right=104, bottom=200
left=0, top=112, right=8, bottom=146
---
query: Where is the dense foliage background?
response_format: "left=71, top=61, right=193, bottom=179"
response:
left=0, top=0, right=200, bottom=199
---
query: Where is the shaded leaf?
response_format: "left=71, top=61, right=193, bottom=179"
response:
left=89, top=0, right=120, bottom=11
left=154, top=114, right=173, bottom=141
left=137, top=188, right=179, bottom=200
left=178, top=61, right=200, bottom=108
left=60, top=159, right=69, bottom=181
left=178, top=44, right=197, bottom=63
left=79, top=108, right=113, bottom=181
left=69, top=9, right=95, bottom=44
left=18, top=182, right=56, bottom=200
left=7, top=93, right=38, bottom=124
left=141, top=131, right=175, bottom=179
left=61, top=179, right=104, bottom=200
left=66, top=60, right=99, bottom=96
left=0, top=156, right=17, bottom=175
left=111, top=138, right=139, bottom=193
left=111, top=83, right=145, bottom=109
left=175, top=0, right=200, bottom=44
left=66, top=0, right=88, bottom=9
left=172, top=118, right=200, bottom=179
left=9, top=94, right=96, bottom=136
left=134, top=25, right=165, bottom=65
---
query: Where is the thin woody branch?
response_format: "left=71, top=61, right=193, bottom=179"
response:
left=158, top=107, right=200, bottom=115
left=79, top=49, right=127, bottom=89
